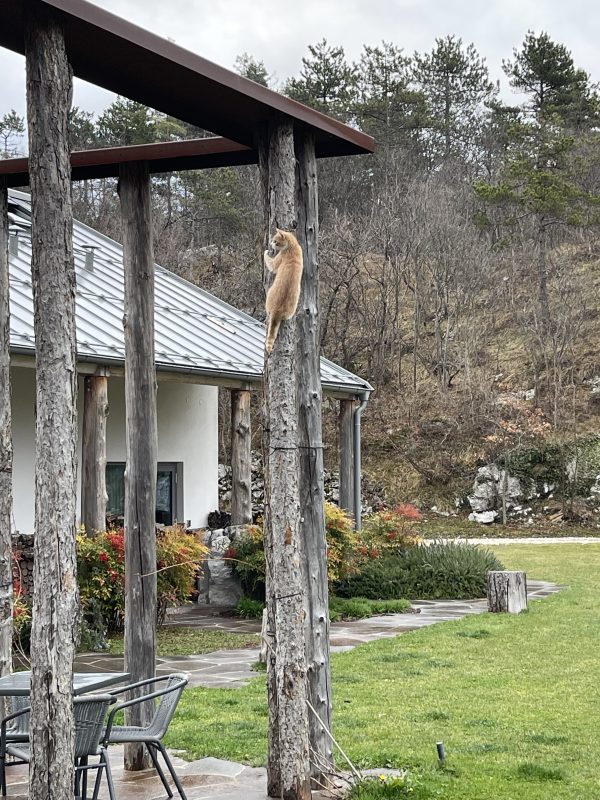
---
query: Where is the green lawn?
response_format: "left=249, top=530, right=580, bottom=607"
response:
left=106, top=626, right=259, bottom=656
left=166, top=544, right=600, bottom=799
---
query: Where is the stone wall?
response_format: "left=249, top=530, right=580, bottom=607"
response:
left=12, top=533, right=34, bottom=596
left=197, top=526, right=245, bottom=607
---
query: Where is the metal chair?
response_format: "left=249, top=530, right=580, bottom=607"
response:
left=103, top=673, right=188, bottom=800
left=1, top=694, right=117, bottom=800
left=0, top=696, right=30, bottom=796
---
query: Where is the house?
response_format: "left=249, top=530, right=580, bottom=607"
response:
left=6, top=189, right=372, bottom=533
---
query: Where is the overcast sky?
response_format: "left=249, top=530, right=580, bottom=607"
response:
left=1, top=0, right=599, bottom=122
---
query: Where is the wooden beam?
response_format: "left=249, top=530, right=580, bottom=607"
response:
left=260, top=121, right=311, bottom=800
left=339, top=399, right=355, bottom=515
left=230, top=389, right=252, bottom=526
left=0, top=180, right=13, bottom=680
left=119, top=160, right=157, bottom=771
left=295, top=134, right=332, bottom=781
left=81, top=374, right=109, bottom=536
left=24, top=5, right=79, bottom=798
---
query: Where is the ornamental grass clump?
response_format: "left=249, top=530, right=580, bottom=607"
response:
left=336, top=539, right=504, bottom=600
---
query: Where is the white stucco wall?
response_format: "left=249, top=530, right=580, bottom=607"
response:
left=10, top=366, right=219, bottom=534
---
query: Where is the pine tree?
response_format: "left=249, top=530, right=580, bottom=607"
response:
left=234, top=53, right=270, bottom=87
left=0, top=110, right=25, bottom=157
left=285, top=39, right=357, bottom=120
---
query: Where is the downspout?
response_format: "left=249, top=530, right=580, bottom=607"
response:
left=353, top=390, right=370, bottom=530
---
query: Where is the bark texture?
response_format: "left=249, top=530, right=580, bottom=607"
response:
left=487, top=571, right=528, bottom=613
left=0, top=181, right=13, bottom=679
left=260, top=121, right=311, bottom=800
left=230, top=389, right=252, bottom=525
left=81, top=374, right=109, bottom=536
left=25, top=7, right=79, bottom=799
left=338, top=399, right=355, bottom=516
left=119, top=162, right=158, bottom=771
left=295, top=135, right=333, bottom=781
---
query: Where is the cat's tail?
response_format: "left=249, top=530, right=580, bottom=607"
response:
left=265, top=317, right=281, bottom=353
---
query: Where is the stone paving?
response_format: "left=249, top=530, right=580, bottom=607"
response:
left=5, top=580, right=561, bottom=799
left=74, top=579, right=560, bottom=689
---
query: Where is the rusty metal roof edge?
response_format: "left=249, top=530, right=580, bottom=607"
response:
left=38, top=0, right=374, bottom=154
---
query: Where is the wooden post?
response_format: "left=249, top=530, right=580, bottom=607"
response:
left=81, top=373, right=109, bottom=536
left=295, top=134, right=333, bottom=781
left=230, top=388, right=252, bottom=525
left=339, top=398, right=354, bottom=516
left=487, top=571, right=527, bottom=613
left=119, top=161, right=158, bottom=772
left=0, top=180, right=13, bottom=679
left=260, top=121, right=311, bottom=800
left=25, top=6, right=79, bottom=799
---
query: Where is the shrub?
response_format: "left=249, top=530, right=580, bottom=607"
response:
left=228, top=503, right=362, bottom=600
left=329, top=596, right=411, bottom=621
left=236, top=597, right=265, bottom=619
left=77, top=527, right=207, bottom=635
left=336, top=540, right=504, bottom=600
left=361, top=505, right=422, bottom=552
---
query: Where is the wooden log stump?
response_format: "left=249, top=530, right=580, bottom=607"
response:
left=487, top=571, right=527, bottom=613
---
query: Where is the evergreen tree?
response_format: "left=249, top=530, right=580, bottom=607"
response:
left=285, top=39, right=357, bottom=120
left=68, top=108, right=98, bottom=150
left=0, top=110, right=25, bottom=158
left=234, top=53, right=270, bottom=87
left=412, top=35, right=496, bottom=163
left=96, top=98, right=158, bottom=146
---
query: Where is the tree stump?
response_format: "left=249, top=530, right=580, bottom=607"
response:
left=487, top=571, right=527, bottom=613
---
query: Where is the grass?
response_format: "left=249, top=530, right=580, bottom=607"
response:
left=106, top=626, right=259, bottom=656
left=165, top=544, right=600, bottom=799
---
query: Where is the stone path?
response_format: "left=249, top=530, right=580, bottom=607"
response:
left=6, top=580, right=561, bottom=799
left=75, top=580, right=560, bottom=689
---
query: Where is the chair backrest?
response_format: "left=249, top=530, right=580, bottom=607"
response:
left=146, top=674, right=188, bottom=739
left=73, top=694, right=115, bottom=760
left=9, top=695, right=30, bottom=735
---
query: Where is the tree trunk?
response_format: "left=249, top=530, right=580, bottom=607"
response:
left=295, top=134, right=333, bottom=783
left=25, top=7, right=79, bottom=799
left=536, top=217, right=551, bottom=332
left=230, top=389, right=252, bottom=525
left=81, top=374, right=109, bottom=536
left=487, top=571, right=527, bottom=613
left=260, top=121, right=311, bottom=800
left=0, top=180, right=13, bottom=679
left=119, top=161, right=157, bottom=772
left=339, top=399, right=354, bottom=516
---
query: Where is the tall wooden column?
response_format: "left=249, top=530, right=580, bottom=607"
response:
left=260, top=121, right=311, bottom=800
left=0, top=180, right=13, bottom=679
left=81, top=373, right=109, bottom=536
left=25, top=6, right=79, bottom=799
left=119, top=161, right=158, bottom=771
left=339, top=399, right=355, bottom=516
left=295, top=134, right=332, bottom=779
left=230, top=388, right=252, bottom=525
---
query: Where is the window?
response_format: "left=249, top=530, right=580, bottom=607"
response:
left=106, top=462, right=181, bottom=525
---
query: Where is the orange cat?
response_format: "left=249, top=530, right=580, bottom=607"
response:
left=264, top=229, right=303, bottom=353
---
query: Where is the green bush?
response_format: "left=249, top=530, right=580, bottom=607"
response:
left=335, top=540, right=504, bottom=600
left=227, top=503, right=362, bottom=601
left=329, top=597, right=411, bottom=621
left=236, top=597, right=265, bottom=619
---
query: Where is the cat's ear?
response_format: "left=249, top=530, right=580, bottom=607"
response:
left=275, top=227, right=283, bottom=235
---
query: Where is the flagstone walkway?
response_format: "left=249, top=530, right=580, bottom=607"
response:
left=74, top=579, right=560, bottom=689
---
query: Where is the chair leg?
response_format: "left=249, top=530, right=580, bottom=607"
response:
left=98, top=748, right=117, bottom=800
left=156, top=742, right=187, bottom=800
left=0, top=753, right=6, bottom=797
left=147, top=743, right=173, bottom=799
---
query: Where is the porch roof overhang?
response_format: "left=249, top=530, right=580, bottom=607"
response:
left=0, top=0, right=374, bottom=159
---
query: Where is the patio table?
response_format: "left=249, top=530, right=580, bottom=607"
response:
left=0, top=671, right=130, bottom=697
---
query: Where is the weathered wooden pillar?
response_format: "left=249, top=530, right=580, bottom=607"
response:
left=81, top=373, right=109, bottom=536
left=230, top=388, right=252, bottom=525
left=339, top=398, right=354, bottom=516
left=25, top=6, right=79, bottom=799
left=295, top=134, right=332, bottom=781
left=260, top=120, right=311, bottom=800
left=488, top=571, right=527, bottom=613
left=119, top=161, right=157, bottom=771
left=0, top=180, right=13, bottom=679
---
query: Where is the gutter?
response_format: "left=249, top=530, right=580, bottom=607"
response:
left=353, top=390, right=370, bottom=530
